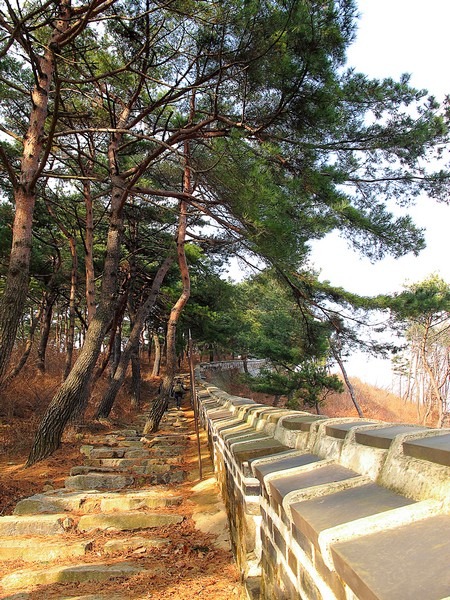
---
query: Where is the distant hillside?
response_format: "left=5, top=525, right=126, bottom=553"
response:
left=208, top=370, right=436, bottom=428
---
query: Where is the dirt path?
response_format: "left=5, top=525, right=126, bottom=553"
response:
left=0, top=401, right=241, bottom=600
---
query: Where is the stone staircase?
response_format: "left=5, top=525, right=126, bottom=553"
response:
left=0, top=407, right=235, bottom=599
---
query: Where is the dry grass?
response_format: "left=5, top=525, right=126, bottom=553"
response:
left=208, top=369, right=438, bottom=428
left=0, top=349, right=162, bottom=457
left=321, top=378, right=431, bottom=425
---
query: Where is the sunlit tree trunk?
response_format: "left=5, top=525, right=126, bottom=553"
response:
left=144, top=137, right=193, bottom=434
left=0, top=1, right=74, bottom=385
left=151, top=332, right=162, bottom=377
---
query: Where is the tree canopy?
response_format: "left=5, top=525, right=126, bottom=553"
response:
left=0, top=0, right=449, bottom=460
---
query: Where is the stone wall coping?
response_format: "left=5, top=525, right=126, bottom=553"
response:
left=197, top=377, right=450, bottom=600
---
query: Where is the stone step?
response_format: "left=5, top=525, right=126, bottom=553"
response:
left=65, top=472, right=134, bottom=490
left=103, top=535, right=170, bottom=554
left=1, top=561, right=146, bottom=591
left=70, top=465, right=122, bottom=475
left=14, top=488, right=182, bottom=515
left=77, top=510, right=184, bottom=532
left=88, top=447, right=127, bottom=459
left=0, top=537, right=93, bottom=562
left=0, top=513, right=73, bottom=536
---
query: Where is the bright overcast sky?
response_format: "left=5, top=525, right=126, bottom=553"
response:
left=310, top=0, right=450, bottom=298
left=309, top=0, right=450, bottom=386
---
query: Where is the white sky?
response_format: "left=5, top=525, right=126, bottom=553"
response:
left=311, top=0, right=450, bottom=296
left=309, top=0, right=450, bottom=387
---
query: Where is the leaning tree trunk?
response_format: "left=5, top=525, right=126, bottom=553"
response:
left=331, top=339, right=364, bottom=418
left=0, top=1, right=82, bottom=386
left=144, top=138, right=192, bottom=434
left=26, top=171, right=127, bottom=466
left=95, top=256, right=173, bottom=419
left=2, top=304, right=43, bottom=391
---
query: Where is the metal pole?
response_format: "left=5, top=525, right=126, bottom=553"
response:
left=188, top=330, right=202, bottom=480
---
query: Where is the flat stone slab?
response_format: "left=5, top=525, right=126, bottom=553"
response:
left=100, top=490, right=182, bottom=512
left=123, top=449, right=151, bottom=458
left=89, top=447, right=126, bottom=459
left=206, top=409, right=234, bottom=422
left=103, top=536, right=170, bottom=553
left=332, top=514, right=450, bottom=600
left=14, top=488, right=181, bottom=515
left=280, top=415, right=327, bottom=431
left=1, top=561, right=145, bottom=590
left=0, top=538, right=92, bottom=562
left=77, top=511, right=184, bottom=532
left=70, top=465, right=120, bottom=475
left=403, top=433, right=450, bottom=466
left=224, top=431, right=267, bottom=447
left=263, top=410, right=292, bottom=424
left=152, top=445, right=185, bottom=456
left=0, top=514, right=71, bottom=536
left=85, top=458, right=142, bottom=469
left=231, top=438, right=288, bottom=467
left=325, top=421, right=376, bottom=439
left=111, top=429, right=139, bottom=437
left=252, top=453, right=322, bottom=485
left=65, top=473, right=134, bottom=490
left=291, top=483, right=415, bottom=548
left=355, top=425, right=428, bottom=449
left=268, top=464, right=359, bottom=507
left=14, top=490, right=90, bottom=515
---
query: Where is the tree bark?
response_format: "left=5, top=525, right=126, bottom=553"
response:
left=0, top=0, right=85, bottom=385
left=2, top=305, right=43, bottom=392
left=63, top=235, right=78, bottom=380
left=37, top=289, right=58, bottom=373
left=130, top=346, right=141, bottom=409
left=83, top=153, right=97, bottom=325
left=95, top=256, right=173, bottom=419
left=26, top=171, right=127, bottom=465
left=144, top=136, right=192, bottom=434
left=151, top=332, right=162, bottom=377
left=331, top=340, right=364, bottom=418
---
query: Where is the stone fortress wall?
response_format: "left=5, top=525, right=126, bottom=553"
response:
left=196, top=363, right=450, bottom=600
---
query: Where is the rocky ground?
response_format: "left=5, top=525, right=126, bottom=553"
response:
left=0, top=400, right=241, bottom=600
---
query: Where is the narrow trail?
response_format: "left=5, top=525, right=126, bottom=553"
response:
left=0, top=400, right=241, bottom=600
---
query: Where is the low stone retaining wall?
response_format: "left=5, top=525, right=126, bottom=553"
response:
left=196, top=380, right=450, bottom=600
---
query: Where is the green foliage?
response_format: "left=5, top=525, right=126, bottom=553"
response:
left=247, top=361, right=343, bottom=410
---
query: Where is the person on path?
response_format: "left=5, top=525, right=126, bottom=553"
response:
left=172, top=378, right=185, bottom=409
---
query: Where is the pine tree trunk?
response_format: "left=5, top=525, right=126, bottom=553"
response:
left=27, top=173, right=127, bottom=465
left=37, top=290, right=58, bottom=373
left=3, top=306, right=43, bottom=391
left=331, top=341, right=364, bottom=418
left=0, top=2, right=73, bottom=385
left=144, top=134, right=192, bottom=433
left=63, top=236, right=78, bottom=380
left=130, top=347, right=141, bottom=409
left=95, top=256, right=173, bottom=419
left=151, top=333, right=162, bottom=377
left=83, top=172, right=97, bottom=325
